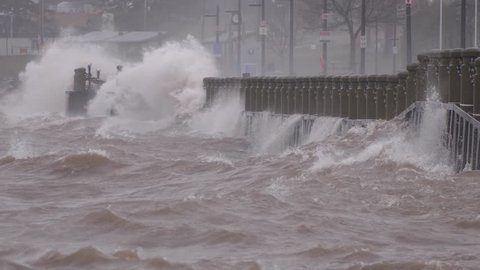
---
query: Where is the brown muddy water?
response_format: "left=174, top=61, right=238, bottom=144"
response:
left=0, top=107, right=480, bottom=270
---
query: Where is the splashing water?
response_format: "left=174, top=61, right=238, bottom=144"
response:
left=2, top=36, right=217, bottom=122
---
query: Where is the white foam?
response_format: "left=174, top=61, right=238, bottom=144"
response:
left=89, top=36, right=217, bottom=120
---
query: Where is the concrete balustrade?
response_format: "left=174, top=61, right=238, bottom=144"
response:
left=203, top=48, right=480, bottom=123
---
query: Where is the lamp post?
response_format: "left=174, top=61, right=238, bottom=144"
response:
left=226, top=1, right=242, bottom=76
left=289, top=0, right=294, bottom=76
left=249, top=0, right=266, bottom=75
left=406, top=0, right=412, bottom=64
left=322, top=0, right=328, bottom=75
left=461, top=0, right=466, bottom=48
left=360, top=0, right=366, bottom=74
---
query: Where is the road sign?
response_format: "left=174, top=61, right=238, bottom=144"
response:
left=321, top=12, right=330, bottom=21
left=406, top=0, right=412, bottom=4
left=319, top=31, right=331, bottom=42
left=360, top=35, right=367, bottom=49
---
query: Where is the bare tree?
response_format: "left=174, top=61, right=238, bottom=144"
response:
left=301, top=0, right=402, bottom=71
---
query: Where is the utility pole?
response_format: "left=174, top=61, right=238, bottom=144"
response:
left=204, top=5, right=221, bottom=57
left=238, top=0, right=242, bottom=75
left=406, top=0, right=412, bottom=64
left=360, top=0, right=366, bottom=74
left=144, top=0, right=147, bottom=31
left=322, top=0, right=328, bottom=76
left=393, top=6, right=397, bottom=74
left=439, top=0, right=443, bottom=49
left=226, top=1, right=242, bottom=76
left=40, top=0, right=44, bottom=46
left=289, top=0, right=294, bottom=76
left=461, top=0, right=466, bottom=48
left=249, top=0, right=266, bottom=75
left=476, top=0, right=478, bottom=48
left=375, top=17, right=378, bottom=73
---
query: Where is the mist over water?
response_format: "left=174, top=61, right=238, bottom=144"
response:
left=0, top=39, right=480, bottom=270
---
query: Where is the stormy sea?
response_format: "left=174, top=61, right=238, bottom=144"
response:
left=0, top=38, right=479, bottom=270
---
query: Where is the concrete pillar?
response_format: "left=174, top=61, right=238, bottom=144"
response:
left=460, top=48, right=480, bottom=112
left=385, top=75, right=398, bottom=120
left=474, top=57, right=480, bottom=119
left=366, top=75, right=377, bottom=119
left=426, top=50, right=441, bottom=93
left=438, top=50, right=451, bottom=102
left=376, top=75, right=388, bottom=120
left=357, top=76, right=368, bottom=119
left=324, top=76, right=333, bottom=116
left=406, top=63, right=418, bottom=107
left=317, top=77, right=325, bottom=116
left=332, top=77, right=341, bottom=117
left=396, top=72, right=408, bottom=115
left=308, top=77, right=317, bottom=115
left=287, top=77, right=296, bottom=114
left=281, top=78, right=288, bottom=114
left=273, top=78, right=282, bottom=114
left=348, top=76, right=358, bottom=119
left=417, top=54, right=428, bottom=101
left=449, top=49, right=463, bottom=103
left=339, top=76, right=349, bottom=118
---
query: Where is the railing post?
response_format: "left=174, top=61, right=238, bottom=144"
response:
left=386, top=75, right=398, bottom=120
left=474, top=57, right=480, bottom=119
left=324, top=76, right=333, bottom=116
left=357, top=76, right=367, bottom=119
left=460, top=48, right=480, bottom=113
left=302, top=77, right=310, bottom=114
left=417, top=54, right=428, bottom=101
left=317, top=77, right=325, bottom=116
left=376, top=75, right=387, bottom=120
left=406, top=63, right=418, bottom=107
left=287, top=77, right=295, bottom=115
left=449, top=49, right=463, bottom=103
left=396, top=72, right=408, bottom=115
left=203, top=78, right=211, bottom=108
left=238, top=78, right=246, bottom=111
left=339, top=76, right=349, bottom=118
left=308, top=77, right=317, bottom=115
left=281, top=78, right=288, bottom=114
left=274, top=78, right=282, bottom=114
left=366, top=75, right=377, bottom=119
left=348, top=76, right=358, bottom=119
left=438, top=50, right=451, bottom=102
left=426, top=50, right=440, bottom=94
left=332, top=77, right=340, bottom=117
left=267, top=77, right=275, bottom=111
left=244, top=78, right=251, bottom=112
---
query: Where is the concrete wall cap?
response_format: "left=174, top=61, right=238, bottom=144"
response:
left=462, top=48, right=480, bottom=57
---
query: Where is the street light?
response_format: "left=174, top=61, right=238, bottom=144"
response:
left=249, top=0, right=266, bottom=76
left=360, top=0, right=366, bottom=74
left=226, top=0, right=242, bottom=76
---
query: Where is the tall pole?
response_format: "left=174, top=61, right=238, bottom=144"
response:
left=322, top=0, right=328, bottom=75
left=406, top=0, right=412, bottom=64
left=375, top=17, right=378, bottom=73
left=360, top=0, right=366, bottom=74
left=216, top=4, right=220, bottom=44
left=238, top=0, right=242, bottom=76
left=461, top=0, right=466, bottom=48
left=144, top=0, right=147, bottom=31
left=289, top=0, right=294, bottom=76
left=476, top=0, right=478, bottom=48
left=439, top=0, right=443, bottom=49
left=201, top=0, right=206, bottom=42
left=40, top=0, right=44, bottom=46
left=261, top=0, right=265, bottom=76
left=393, top=7, right=397, bottom=74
